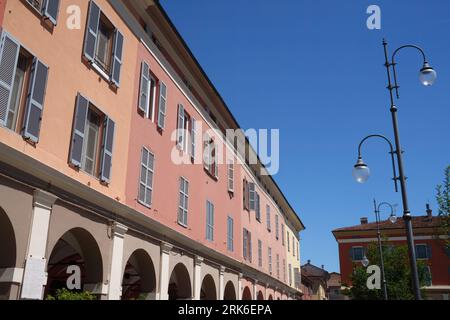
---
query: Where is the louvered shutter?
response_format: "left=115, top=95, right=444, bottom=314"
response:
left=70, top=94, right=89, bottom=167
left=249, top=182, right=255, bottom=210
left=157, top=82, right=166, bottom=129
left=23, top=58, right=49, bottom=142
left=43, top=0, right=60, bottom=25
left=100, top=116, right=115, bottom=183
left=0, top=32, right=20, bottom=126
left=190, top=118, right=196, bottom=159
left=83, top=1, right=100, bottom=62
left=111, top=29, right=123, bottom=87
left=177, top=104, right=184, bottom=148
left=138, top=61, right=150, bottom=113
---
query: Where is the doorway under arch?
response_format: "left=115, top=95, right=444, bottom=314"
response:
left=223, top=281, right=236, bottom=300
left=242, top=286, right=252, bottom=300
left=200, top=274, right=217, bottom=300
left=257, top=290, right=264, bottom=300
left=121, top=249, right=156, bottom=300
left=168, top=263, right=192, bottom=300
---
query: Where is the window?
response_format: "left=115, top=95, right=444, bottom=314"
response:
left=227, top=216, right=234, bottom=252
left=204, top=138, right=218, bottom=178
left=351, top=246, right=365, bottom=261
left=258, top=240, right=262, bottom=267
left=69, top=94, right=115, bottom=183
left=138, top=61, right=158, bottom=120
left=227, top=162, right=234, bottom=193
left=276, top=254, right=280, bottom=278
left=266, top=205, right=271, bottom=232
left=287, top=232, right=290, bottom=252
left=243, top=228, right=252, bottom=262
left=84, top=1, right=123, bottom=87
left=292, top=236, right=295, bottom=257
left=268, top=247, right=272, bottom=274
left=0, top=32, right=49, bottom=143
left=243, top=179, right=250, bottom=210
left=249, top=182, right=256, bottom=210
left=178, top=177, right=189, bottom=226
left=138, top=147, right=155, bottom=207
left=281, top=224, right=285, bottom=246
left=288, top=264, right=292, bottom=286
left=275, top=215, right=279, bottom=239
left=283, top=259, right=286, bottom=282
left=255, top=192, right=261, bottom=221
left=25, top=0, right=60, bottom=26
left=206, top=200, right=214, bottom=241
left=415, top=244, right=430, bottom=260
left=176, top=104, right=196, bottom=158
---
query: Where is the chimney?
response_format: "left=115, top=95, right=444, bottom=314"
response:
left=321, top=265, right=324, bottom=270
left=307, top=259, right=311, bottom=264
left=426, top=203, right=433, bottom=219
left=360, top=217, right=368, bottom=225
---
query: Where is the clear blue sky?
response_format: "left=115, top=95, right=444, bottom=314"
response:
left=161, top=0, right=450, bottom=272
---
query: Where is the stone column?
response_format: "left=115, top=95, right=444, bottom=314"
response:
left=193, top=255, right=203, bottom=300
left=107, top=222, right=128, bottom=300
left=253, top=279, right=258, bottom=300
left=158, top=242, right=173, bottom=300
left=218, top=266, right=225, bottom=300
left=20, top=190, right=57, bottom=300
left=238, top=273, right=243, bottom=300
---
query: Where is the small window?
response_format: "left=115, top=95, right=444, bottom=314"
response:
left=227, top=162, right=234, bottom=193
left=255, top=192, right=261, bottom=222
left=268, top=247, right=272, bottom=275
left=227, top=216, right=234, bottom=252
left=276, top=254, right=280, bottom=278
left=283, top=259, right=286, bottom=282
left=266, top=205, right=271, bottom=232
left=351, top=246, right=365, bottom=261
left=138, top=147, right=154, bottom=207
left=177, top=104, right=195, bottom=154
left=138, top=61, right=158, bottom=120
left=281, top=224, right=285, bottom=246
left=415, top=244, right=430, bottom=260
left=243, top=228, right=252, bottom=262
left=287, top=232, right=290, bottom=252
left=204, top=138, right=218, bottom=178
left=25, top=0, right=60, bottom=26
left=288, top=263, right=292, bottom=286
left=95, top=14, right=115, bottom=74
left=82, top=108, right=102, bottom=176
left=206, top=200, right=214, bottom=241
left=258, top=240, right=263, bottom=267
left=275, top=215, right=279, bottom=239
left=5, top=49, right=32, bottom=132
left=177, top=177, right=189, bottom=226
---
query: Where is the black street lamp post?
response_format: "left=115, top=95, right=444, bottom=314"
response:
left=373, top=200, right=397, bottom=300
left=352, top=39, right=437, bottom=300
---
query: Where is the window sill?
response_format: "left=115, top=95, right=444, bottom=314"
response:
left=137, top=200, right=152, bottom=209
left=177, top=221, right=188, bottom=229
left=91, top=61, right=111, bottom=83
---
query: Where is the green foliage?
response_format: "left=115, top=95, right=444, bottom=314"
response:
left=45, top=288, right=95, bottom=300
left=344, top=243, right=428, bottom=300
left=436, top=166, right=450, bottom=248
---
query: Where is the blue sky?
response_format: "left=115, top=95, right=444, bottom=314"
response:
left=161, top=0, right=450, bottom=272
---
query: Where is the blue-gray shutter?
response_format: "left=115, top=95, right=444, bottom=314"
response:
left=23, top=58, right=48, bottom=142
left=243, top=229, right=247, bottom=259
left=177, top=104, right=184, bottom=148
left=70, top=94, right=89, bottom=167
left=100, top=116, right=115, bottom=183
left=0, top=32, right=20, bottom=126
left=157, top=82, right=166, bottom=129
left=83, top=1, right=100, bottom=63
left=43, top=0, right=60, bottom=25
left=138, top=61, right=150, bottom=113
left=255, top=192, right=260, bottom=220
left=249, top=182, right=255, bottom=210
left=213, top=143, right=218, bottom=177
left=190, top=118, right=196, bottom=159
left=248, top=231, right=252, bottom=262
left=110, top=29, right=123, bottom=87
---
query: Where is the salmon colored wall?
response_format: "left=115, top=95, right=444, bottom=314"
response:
left=240, top=168, right=287, bottom=283
left=0, top=0, right=6, bottom=27
left=338, top=238, right=450, bottom=286
left=125, top=43, right=242, bottom=262
left=0, top=0, right=138, bottom=202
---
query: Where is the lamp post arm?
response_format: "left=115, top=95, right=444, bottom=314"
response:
left=390, top=44, right=428, bottom=99
left=357, top=134, right=399, bottom=192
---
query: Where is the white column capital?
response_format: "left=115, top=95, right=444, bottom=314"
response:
left=33, top=189, right=57, bottom=210
left=160, top=242, right=173, bottom=254
left=194, top=255, right=204, bottom=266
left=238, top=272, right=243, bottom=280
left=112, top=222, right=128, bottom=238
left=219, top=266, right=226, bottom=275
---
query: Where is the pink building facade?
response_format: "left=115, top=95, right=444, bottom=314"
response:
left=0, top=0, right=304, bottom=300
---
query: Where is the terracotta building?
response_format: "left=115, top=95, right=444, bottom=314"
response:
left=332, top=206, right=449, bottom=300
left=0, top=0, right=304, bottom=300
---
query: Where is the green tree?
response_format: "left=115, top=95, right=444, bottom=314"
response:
left=343, top=243, right=429, bottom=300
left=435, top=166, right=450, bottom=248
left=46, top=288, right=95, bottom=300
